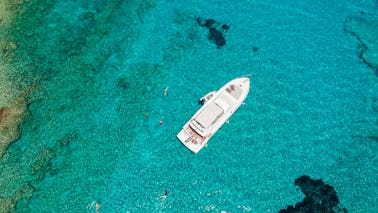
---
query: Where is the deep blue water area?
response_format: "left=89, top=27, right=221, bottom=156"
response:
left=0, top=0, right=377, bottom=212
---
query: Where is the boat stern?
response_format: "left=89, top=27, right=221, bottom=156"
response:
left=177, top=128, right=204, bottom=153
left=177, top=129, right=191, bottom=144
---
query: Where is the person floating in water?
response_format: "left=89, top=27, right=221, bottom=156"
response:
left=95, top=202, right=101, bottom=212
left=160, top=190, right=169, bottom=201
left=87, top=201, right=101, bottom=212
left=164, top=86, right=169, bottom=96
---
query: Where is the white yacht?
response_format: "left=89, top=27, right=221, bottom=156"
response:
left=177, top=77, right=250, bottom=153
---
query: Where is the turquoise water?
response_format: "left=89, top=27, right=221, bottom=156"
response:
left=0, top=0, right=377, bottom=212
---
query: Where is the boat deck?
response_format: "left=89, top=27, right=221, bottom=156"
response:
left=184, top=124, right=206, bottom=145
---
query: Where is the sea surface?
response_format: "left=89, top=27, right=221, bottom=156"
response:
left=0, top=0, right=377, bottom=212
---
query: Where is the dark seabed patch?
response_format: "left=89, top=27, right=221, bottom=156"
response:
left=30, top=132, right=76, bottom=182
left=351, top=95, right=378, bottom=142
left=344, top=14, right=378, bottom=76
left=345, top=12, right=378, bottom=142
left=196, top=17, right=229, bottom=48
left=279, top=175, right=347, bottom=213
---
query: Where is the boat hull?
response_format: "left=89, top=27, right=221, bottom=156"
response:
left=177, top=77, right=250, bottom=153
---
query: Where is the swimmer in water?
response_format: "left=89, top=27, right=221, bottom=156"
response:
left=95, top=202, right=101, bottom=212
left=160, top=190, right=169, bottom=201
left=164, top=86, right=169, bottom=96
left=87, top=201, right=101, bottom=212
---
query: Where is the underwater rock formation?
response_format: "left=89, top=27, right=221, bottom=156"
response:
left=0, top=1, right=13, bottom=28
left=31, top=148, right=57, bottom=181
left=0, top=40, right=17, bottom=61
left=0, top=183, right=35, bottom=213
left=0, top=197, right=14, bottom=213
left=196, top=17, right=229, bottom=48
left=0, top=86, right=33, bottom=158
left=344, top=14, right=378, bottom=76
left=279, top=175, right=347, bottom=213
left=31, top=133, right=75, bottom=181
left=13, top=183, right=35, bottom=203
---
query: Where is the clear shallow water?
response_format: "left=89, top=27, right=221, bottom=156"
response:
left=0, top=0, right=377, bottom=212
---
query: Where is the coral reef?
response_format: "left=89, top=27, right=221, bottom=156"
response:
left=0, top=197, right=14, bottom=213
left=13, top=183, right=35, bottom=203
left=31, top=148, right=57, bottom=181
left=31, top=132, right=76, bottom=181
left=0, top=86, right=33, bottom=158
left=0, top=183, right=35, bottom=213
left=0, top=64, right=19, bottom=106
left=280, top=175, right=347, bottom=213
left=0, top=1, right=13, bottom=28
left=0, top=39, right=17, bottom=61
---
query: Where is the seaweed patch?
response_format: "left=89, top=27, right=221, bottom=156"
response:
left=279, top=175, right=347, bottom=213
left=196, top=17, right=229, bottom=49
